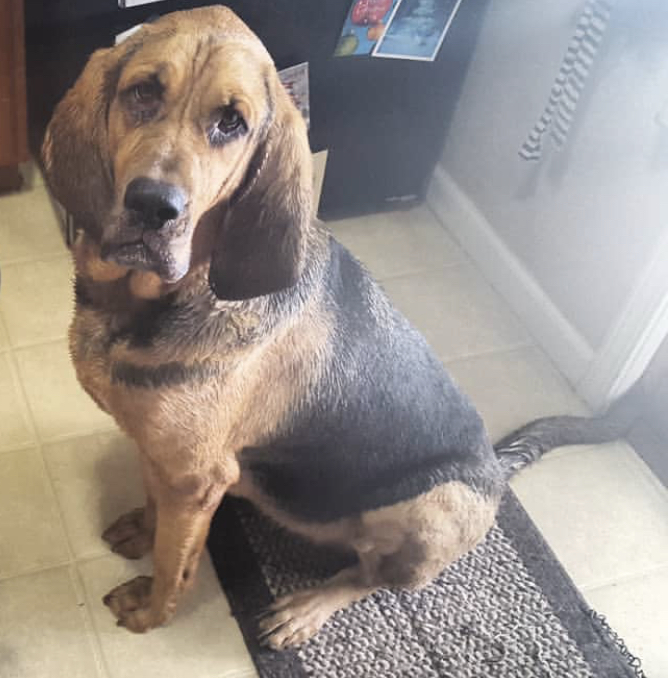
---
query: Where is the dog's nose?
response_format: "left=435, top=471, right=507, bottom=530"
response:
left=124, top=177, right=186, bottom=227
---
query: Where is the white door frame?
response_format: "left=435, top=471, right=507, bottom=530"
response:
left=577, top=229, right=668, bottom=410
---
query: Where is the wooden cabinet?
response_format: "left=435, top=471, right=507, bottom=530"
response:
left=0, top=0, right=28, bottom=192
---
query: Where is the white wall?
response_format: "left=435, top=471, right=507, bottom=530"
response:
left=434, top=0, right=668, bottom=354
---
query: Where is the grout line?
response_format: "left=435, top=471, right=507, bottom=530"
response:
left=38, top=442, right=80, bottom=565
left=0, top=549, right=132, bottom=584
left=5, top=335, right=70, bottom=352
left=0, top=250, right=71, bottom=268
left=68, top=562, right=113, bottom=678
left=578, top=561, right=668, bottom=594
left=0, top=251, right=71, bottom=270
left=3, top=347, right=40, bottom=445
left=10, top=334, right=72, bottom=353
left=0, top=441, right=38, bottom=456
left=0, top=557, right=72, bottom=584
left=444, top=342, right=537, bottom=365
left=442, top=340, right=537, bottom=366
left=371, top=258, right=464, bottom=283
left=38, top=423, right=120, bottom=448
left=375, top=260, right=468, bottom=284
left=0, top=424, right=120, bottom=456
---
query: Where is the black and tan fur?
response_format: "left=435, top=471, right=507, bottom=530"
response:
left=41, top=7, right=628, bottom=650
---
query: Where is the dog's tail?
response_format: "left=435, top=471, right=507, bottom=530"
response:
left=493, top=384, right=641, bottom=480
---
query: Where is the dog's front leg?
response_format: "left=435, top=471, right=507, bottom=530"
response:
left=103, top=470, right=227, bottom=633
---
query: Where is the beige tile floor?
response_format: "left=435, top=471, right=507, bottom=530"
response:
left=0, top=174, right=666, bottom=677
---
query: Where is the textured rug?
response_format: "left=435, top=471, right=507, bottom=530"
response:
left=208, top=491, right=645, bottom=678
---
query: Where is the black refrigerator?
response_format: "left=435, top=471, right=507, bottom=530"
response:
left=24, top=0, right=489, bottom=220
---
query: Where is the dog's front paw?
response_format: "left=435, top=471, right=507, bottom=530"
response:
left=102, top=508, right=154, bottom=560
left=103, top=576, right=159, bottom=633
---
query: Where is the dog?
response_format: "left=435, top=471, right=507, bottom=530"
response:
left=41, top=6, right=627, bottom=650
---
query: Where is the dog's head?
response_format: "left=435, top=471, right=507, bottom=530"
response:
left=42, top=7, right=313, bottom=300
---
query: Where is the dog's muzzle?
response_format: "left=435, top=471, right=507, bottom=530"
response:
left=123, top=177, right=186, bottom=228
left=101, top=177, right=191, bottom=283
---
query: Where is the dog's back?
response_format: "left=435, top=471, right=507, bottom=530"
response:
left=239, top=235, right=505, bottom=523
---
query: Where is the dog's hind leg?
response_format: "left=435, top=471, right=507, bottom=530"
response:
left=258, top=481, right=498, bottom=650
left=258, top=562, right=379, bottom=650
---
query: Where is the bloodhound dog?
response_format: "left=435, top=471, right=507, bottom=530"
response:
left=41, top=6, right=618, bottom=650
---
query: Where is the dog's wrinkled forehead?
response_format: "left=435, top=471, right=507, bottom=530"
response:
left=115, top=10, right=272, bottom=119
left=132, top=5, right=270, bottom=55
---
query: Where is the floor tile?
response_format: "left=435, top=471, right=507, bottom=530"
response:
left=583, top=567, right=668, bottom=678
left=382, top=264, right=531, bottom=361
left=0, top=185, right=67, bottom=264
left=0, top=565, right=103, bottom=678
left=79, top=552, right=256, bottom=678
left=0, top=255, right=73, bottom=347
left=446, top=346, right=590, bottom=443
left=510, top=441, right=668, bottom=590
left=0, top=448, right=70, bottom=578
left=14, top=340, right=114, bottom=442
left=329, top=206, right=464, bottom=280
left=44, top=431, right=144, bottom=560
left=0, top=353, right=35, bottom=452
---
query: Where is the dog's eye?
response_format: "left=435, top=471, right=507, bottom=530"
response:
left=218, top=106, right=243, bottom=132
left=211, top=105, right=246, bottom=144
left=132, top=81, right=160, bottom=104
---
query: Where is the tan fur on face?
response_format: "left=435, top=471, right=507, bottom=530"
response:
left=129, top=271, right=165, bottom=299
left=107, top=37, right=269, bottom=231
left=43, top=6, right=303, bottom=292
left=72, top=231, right=127, bottom=283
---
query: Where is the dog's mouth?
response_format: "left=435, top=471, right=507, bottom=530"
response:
left=101, top=211, right=192, bottom=284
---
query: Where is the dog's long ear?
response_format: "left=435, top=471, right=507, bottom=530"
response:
left=208, top=70, right=314, bottom=301
left=41, top=47, right=121, bottom=236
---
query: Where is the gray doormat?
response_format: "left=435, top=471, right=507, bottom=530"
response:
left=208, top=491, right=645, bottom=678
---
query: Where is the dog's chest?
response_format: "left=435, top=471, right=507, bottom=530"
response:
left=69, top=305, right=119, bottom=414
left=68, top=293, right=306, bottom=462
left=68, top=297, right=222, bottom=439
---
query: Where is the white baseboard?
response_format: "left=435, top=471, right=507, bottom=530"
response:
left=427, top=164, right=593, bottom=387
